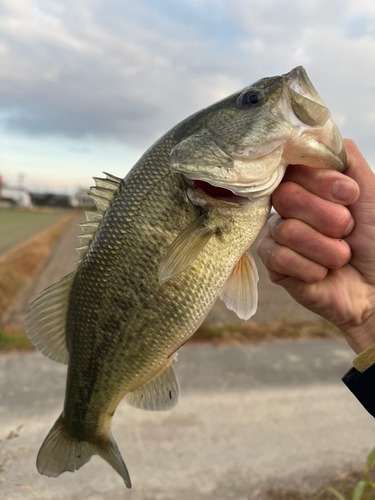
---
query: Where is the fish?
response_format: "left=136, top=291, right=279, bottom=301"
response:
left=26, top=66, right=347, bottom=489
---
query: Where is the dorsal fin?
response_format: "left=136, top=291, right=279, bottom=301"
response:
left=75, top=173, right=122, bottom=268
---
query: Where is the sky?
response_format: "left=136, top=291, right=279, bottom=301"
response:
left=0, top=0, right=374, bottom=194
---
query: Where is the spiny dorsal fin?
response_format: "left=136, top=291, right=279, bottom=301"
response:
left=125, top=361, right=180, bottom=411
left=87, top=173, right=122, bottom=212
left=158, top=215, right=214, bottom=283
left=103, top=172, right=122, bottom=183
left=92, top=177, right=120, bottom=192
left=220, top=251, right=259, bottom=320
left=85, top=211, right=104, bottom=223
left=75, top=173, right=122, bottom=267
left=25, top=272, right=76, bottom=364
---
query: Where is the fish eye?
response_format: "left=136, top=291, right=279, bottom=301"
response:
left=241, top=91, right=263, bottom=107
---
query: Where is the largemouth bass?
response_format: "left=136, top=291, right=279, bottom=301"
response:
left=26, top=66, right=346, bottom=488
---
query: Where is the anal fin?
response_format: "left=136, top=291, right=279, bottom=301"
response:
left=220, top=251, right=259, bottom=321
left=125, top=362, right=180, bottom=411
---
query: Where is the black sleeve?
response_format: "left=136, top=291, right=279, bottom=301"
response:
left=342, top=364, right=375, bottom=417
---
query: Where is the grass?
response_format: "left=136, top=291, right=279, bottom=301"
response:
left=0, top=319, right=342, bottom=354
left=191, top=318, right=342, bottom=345
left=0, top=212, right=74, bottom=319
left=0, top=330, right=32, bottom=351
left=252, top=446, right=375, bottom=499
left=0, top=208, right=65, bottom=255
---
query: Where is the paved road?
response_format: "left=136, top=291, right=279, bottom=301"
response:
left=1, top=341, right=374, bottom=500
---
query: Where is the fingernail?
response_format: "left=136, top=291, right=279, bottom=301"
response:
left=332, top=179, right=359, bottom=202
left=343, top=217, right=355, bottom=236
left=268, top=215, right=284, bottom=236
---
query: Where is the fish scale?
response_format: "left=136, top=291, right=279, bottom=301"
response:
left=26, top=66, right=347, bottom=488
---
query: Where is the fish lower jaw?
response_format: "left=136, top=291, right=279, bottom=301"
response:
left=283, top=133, right=346, bottom=171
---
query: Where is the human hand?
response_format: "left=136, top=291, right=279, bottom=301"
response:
left=257, top=140, right=375, bottom=354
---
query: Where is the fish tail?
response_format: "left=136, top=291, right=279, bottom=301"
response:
left=37, top=414, right=131, bottom=488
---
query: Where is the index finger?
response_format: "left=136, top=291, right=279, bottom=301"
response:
left=281, top=164, right=359, bottom=206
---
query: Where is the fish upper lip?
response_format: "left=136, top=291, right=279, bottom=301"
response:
left=183, top=164, right=286, bottom=200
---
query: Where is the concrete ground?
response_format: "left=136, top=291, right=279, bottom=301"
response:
left=1, top=215, right=373, bottom=500
left=0, top=341, right=374, bottom=500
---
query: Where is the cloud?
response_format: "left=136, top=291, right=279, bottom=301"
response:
left=0, top=0, right=373, bottom=165
left=0, top=0, right=242, bottom=147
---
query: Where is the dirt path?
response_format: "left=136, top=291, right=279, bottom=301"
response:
left=1, top=212, right=85, bottom=331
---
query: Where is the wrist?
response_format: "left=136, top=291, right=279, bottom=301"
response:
left=340, top=312, right=375, bottom=354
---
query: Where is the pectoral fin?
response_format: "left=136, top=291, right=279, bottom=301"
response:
left=220, top=251, right=259, bottom=320
left=125, top=362, right=180, bottom=411
left=158, top=215, right=214, bottom=283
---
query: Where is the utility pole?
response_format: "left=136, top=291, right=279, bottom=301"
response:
left=18, top=172, right=24, bottom=190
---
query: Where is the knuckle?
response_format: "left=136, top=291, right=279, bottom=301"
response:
left=278, top=219, right=303, bottom=246
left=304, top=266, right=328, bottom=283
left=272, top=246, right=293, bottom=273
left=268, top=269, right=287, bottom=284
left=272, top=182, right=300, bottom=213
left=269, top=273, right=282, bottom=284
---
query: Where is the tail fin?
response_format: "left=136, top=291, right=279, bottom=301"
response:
left=36, top=414, right=131, bottom=488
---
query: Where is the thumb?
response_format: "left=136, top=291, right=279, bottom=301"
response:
left=344, top=139, right=375, bottom=222
left=344, top=139, right=375, bottom=280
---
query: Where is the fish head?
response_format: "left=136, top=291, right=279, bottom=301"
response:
left=170, top=66, right=346, bottom=204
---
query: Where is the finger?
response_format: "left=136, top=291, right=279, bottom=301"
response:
left=256, top=232, right=328, bottom=284
left=268, top=215, right=351, bottom=269
left=272, top=182, right=355, bottom=238
left=281, top=164, right=359, bottom=206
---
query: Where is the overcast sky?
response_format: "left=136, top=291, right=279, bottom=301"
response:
left=0, top=0, right=374, bottom=193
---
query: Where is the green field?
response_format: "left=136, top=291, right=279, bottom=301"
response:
left=0, top=209, right=65, bottom=255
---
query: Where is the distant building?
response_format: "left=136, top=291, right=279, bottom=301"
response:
left=0, top=187, right=32, bottom=208
left=71, top=189, right=95, bottom=209
left=30, top=193, right=71, bottom=208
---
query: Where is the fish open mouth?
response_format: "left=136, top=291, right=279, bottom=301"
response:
left=192, top=179, right=248, bottom=203
left=184, top=159, right=287, bottom=204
